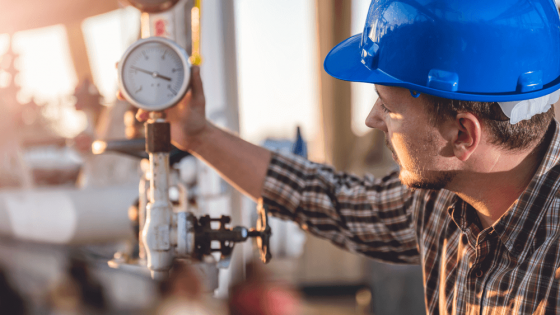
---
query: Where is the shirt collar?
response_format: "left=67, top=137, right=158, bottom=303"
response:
left=447, top=196, right=485, bottom=248
left=449, top=120, right=560, bottom=259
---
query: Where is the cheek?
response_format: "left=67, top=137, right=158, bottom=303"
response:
left=391, top=133, right=413, bottom=159
left=386, top=120, right=406, bottom=150
left=395, top=128, right=445, bottom=168
left=389, top=125, right=427, bottom=164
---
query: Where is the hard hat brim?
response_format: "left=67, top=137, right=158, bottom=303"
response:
left=324, top=34, right=399, bottom=85
left=324, top=34, right=560, bottom=102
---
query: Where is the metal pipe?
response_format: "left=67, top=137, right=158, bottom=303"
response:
left=138, top=176, right=149, bottom=261
left=142, top=151, right=174, bottom=279
left=141, top=115, right=174, bottom=279
left=92, top=139, right=146, bottom=154
left=0, top=187, right=136, bottom=244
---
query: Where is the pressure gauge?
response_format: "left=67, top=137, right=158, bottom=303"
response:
left=118, top=37, right=191, bottom=112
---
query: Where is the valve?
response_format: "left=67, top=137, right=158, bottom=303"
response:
left=193, top=206, right=272, bottom=268
left=95, top=120, right=273, bottom=279
left=248, top=201, right=271, bottom=264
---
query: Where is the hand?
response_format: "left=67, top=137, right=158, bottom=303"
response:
left=120, top=66, right=208, bottom=151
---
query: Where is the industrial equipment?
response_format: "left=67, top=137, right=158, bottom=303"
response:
left=94, top=136, right=271, bottom=284
left=95, top=0, right=272, bottom=283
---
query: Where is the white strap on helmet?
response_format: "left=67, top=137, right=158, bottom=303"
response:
left=498, top=89, right=560, bottom=124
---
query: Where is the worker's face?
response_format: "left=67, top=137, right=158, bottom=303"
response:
left=365, top=85, right=457, bottom=190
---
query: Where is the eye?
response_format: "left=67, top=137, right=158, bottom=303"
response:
left=380, top=103, right=391, bottom=113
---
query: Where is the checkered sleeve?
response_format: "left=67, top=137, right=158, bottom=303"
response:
left=262, top=151, right=420, bottom=264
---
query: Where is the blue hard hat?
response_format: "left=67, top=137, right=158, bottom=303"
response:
left=324, top=0, right=560, bottom=102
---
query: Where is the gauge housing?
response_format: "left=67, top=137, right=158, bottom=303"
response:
left=118, top=37, right=191, bottom=112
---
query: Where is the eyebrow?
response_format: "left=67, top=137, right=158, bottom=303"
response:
left=374, top=86, right=387, bottom=103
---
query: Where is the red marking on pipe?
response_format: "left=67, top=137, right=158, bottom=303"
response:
left=155, top=19, right=167, bottom=37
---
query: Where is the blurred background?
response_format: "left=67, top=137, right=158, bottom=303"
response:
left=3, top=0, right=553, bottom=314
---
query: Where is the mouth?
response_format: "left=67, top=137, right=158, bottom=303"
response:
left=385, top=136, right=397, bottom=160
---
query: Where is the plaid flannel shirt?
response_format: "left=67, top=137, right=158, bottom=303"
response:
left=262, top=121, right=560, bottom=315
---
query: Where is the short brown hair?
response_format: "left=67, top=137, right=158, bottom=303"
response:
left=423, top=95, right=554, bottom=152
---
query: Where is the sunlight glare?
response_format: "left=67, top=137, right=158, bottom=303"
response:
left=11, top=25, right=87, bottom=138
left=235, top=0, right=320, bottom=145
left=82, top=7, right=141, bottom=105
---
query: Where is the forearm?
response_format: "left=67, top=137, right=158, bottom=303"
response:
left=187, top=122, right=271, bottom=201
left=262, top=152, right=420, bottom=263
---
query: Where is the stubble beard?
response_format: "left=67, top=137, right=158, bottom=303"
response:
left=401, top=169, right=457, bottom=191
left=385, top=135, right=457, bottom=191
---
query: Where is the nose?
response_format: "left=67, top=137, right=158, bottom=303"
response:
left=365, top=98, right=387, bottom=132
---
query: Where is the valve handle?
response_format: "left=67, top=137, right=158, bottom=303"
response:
left=254, top=200, right=272, bottom=264
left=91, top=138, right=190, bottom=166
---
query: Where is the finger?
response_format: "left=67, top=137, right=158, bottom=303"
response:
left=136, top=109, right=150, bottom=122
left=116, top=90, right=125, bottom=101
left=190, top=66, right=204, bottom=98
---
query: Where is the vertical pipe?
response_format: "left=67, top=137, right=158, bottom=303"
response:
left=315, top=0, right=354, bottom=171
left=143, top=151, right=173, bottom=279
left=190, top=0, right=203, bottom=65
left=138, top=176, right=149, bottom=261
left=220, top=0, right=245, bottom=288
left=149, top=153, right=170, bottom=202
left=65, top=21, right=93, bottom=82
left=138, top=2, right=182, bottom=280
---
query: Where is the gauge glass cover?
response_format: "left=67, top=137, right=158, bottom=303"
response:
left=119, top=37, right=190, bottom=111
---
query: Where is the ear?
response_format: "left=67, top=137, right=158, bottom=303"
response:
left=452, top=113, right=481, bottom=161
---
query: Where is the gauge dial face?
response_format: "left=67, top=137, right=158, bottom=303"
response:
left=119, top=38, right=190, bottom=111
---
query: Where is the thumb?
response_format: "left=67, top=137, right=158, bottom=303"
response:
left=190, top=66, right=204, bottom=99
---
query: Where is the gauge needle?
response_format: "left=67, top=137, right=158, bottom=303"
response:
left=131, top=66, right=172, bottom=81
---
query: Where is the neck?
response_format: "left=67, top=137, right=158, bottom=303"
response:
left=450, top=129, right=552, bottom=229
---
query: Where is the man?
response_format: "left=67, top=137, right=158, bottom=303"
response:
left=136, top=0, right=560, bottom=313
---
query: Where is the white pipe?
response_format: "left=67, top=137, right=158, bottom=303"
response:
left=142, top=152, right=174, bottom=279
left=0, top=186, right=137, bottom=244
left=138, top=175, right=149, bottom=261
